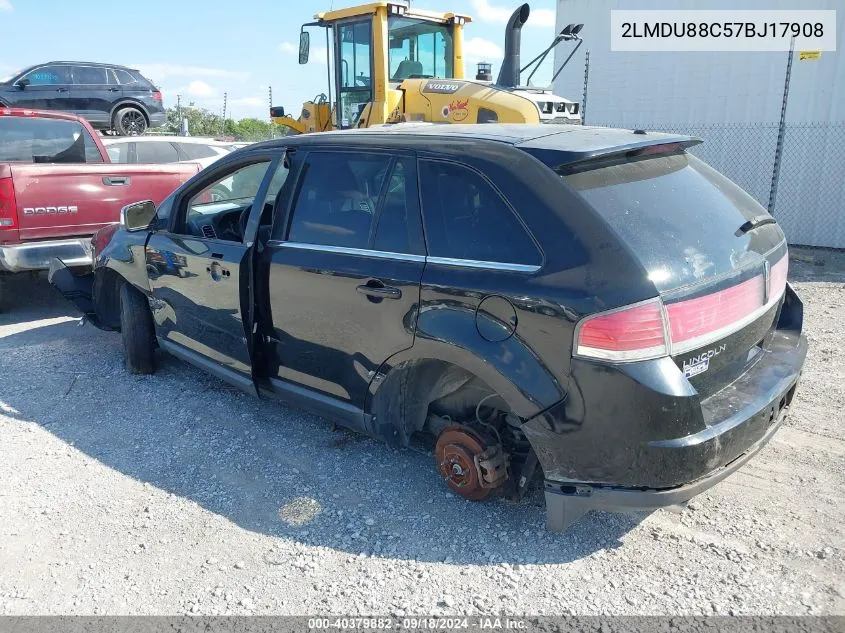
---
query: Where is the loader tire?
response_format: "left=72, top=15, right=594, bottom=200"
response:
left=120, top=282, right=156, bottom=375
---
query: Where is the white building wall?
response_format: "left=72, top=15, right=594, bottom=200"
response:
left=554, top=0, right=845, bottom=125
left=553, top=0, right=845, bottom=248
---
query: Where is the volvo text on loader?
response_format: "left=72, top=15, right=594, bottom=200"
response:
left=270, top=2, right=583, bottom=133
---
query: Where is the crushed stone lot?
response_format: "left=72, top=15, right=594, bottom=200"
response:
left=0, top=247, right=843, bottom=616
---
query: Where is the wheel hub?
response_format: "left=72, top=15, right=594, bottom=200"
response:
left=435, top=425, right=507, bottom=500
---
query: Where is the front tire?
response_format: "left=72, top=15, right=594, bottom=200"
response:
left=120, top=282, right=156, bottom=374
left=113, top=107, right=148, bottom=136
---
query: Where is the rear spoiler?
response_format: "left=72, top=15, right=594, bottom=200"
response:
left=559, top=139, right=703, bottom=175
left=522, top=134, right=702, bottom=174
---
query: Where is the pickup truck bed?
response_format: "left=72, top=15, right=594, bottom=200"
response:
left=0, top=162, right=199, bottom=271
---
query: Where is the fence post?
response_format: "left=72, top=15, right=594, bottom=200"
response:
left=582, top=50, right=590, bottom=125
left=768, top=37, right=794, bottom=215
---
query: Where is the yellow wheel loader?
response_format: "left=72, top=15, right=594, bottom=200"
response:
left=270, top=2, right=584, bottom=133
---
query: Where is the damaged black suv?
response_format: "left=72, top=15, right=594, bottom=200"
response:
left=50, top=124, right=807, bottom=531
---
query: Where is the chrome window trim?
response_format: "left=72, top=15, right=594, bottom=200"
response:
left=266, top=240, right=426, bottom=263
left=426, top=256, right=540, bottom=274
left=265, top=241, right=541, bottom=273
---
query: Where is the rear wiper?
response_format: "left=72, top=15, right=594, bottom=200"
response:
left=736, top=215, right=777, bottom=236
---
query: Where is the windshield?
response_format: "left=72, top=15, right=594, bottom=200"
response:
left=388, top=17, right=453, bottom=81
left=0, top=71, right=20, bottom=83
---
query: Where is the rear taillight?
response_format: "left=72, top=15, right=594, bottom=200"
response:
left=575, top=253, right=789, bottom=363
left=574, top=299, right=668, bottom=361
left=769, top=254, right=788, bottom=301
left=152, top=91, right=162, bottom=101
left=0, top=177, right=17, bottom=231
left=666, top=274, right=765, bottom=350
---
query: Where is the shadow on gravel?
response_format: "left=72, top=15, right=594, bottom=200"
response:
left=1, top=276, right=645, bottom=565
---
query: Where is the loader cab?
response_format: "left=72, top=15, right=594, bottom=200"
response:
left=303, top=2, right=469, bottom=129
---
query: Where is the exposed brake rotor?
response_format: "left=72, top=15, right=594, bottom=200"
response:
left=435, top=424, right=508, bottom=500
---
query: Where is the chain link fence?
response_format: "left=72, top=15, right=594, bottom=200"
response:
left=590, top=120, right=845, bottom=249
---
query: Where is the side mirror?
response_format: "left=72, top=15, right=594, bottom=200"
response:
left=270, top=106, right=286, bottom=118
left=120, top=200, right=156, bottom=232
left=16, top=78, right=30, bottom=89
left=298, top=31, right=310, bottom=65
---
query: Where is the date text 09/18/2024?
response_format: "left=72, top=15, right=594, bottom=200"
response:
left=307, top=617, right=528, bottom=630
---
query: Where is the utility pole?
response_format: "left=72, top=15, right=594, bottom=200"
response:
left=269, top=86, right=274, bottom=138
left=176, top=94, right=183, bottom=136
left=221, top=92, right=228, bottom=136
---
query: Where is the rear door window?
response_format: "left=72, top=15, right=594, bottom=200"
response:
left=135, top=141, right=180, bottom=163
left=285, top=152, right=392, bottom=249
left=372, top=157, right=425, bottom=255
left=72, top=66, right=108, bottom=85
left=418, top=159, right=541, bottom=266
left=0, top=117, right=103, bottom=163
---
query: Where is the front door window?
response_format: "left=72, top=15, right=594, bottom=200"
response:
left=337, top=21, right=372, bottom=128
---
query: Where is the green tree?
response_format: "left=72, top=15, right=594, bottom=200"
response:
left=154, top=107, right=288, bottom=141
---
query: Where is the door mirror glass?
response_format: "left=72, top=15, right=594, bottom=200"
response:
left=121, top=200, right=157, bottom=232
left=16, top=78, right=29, bottom=89
left=299, top=31, right=310, bottom=65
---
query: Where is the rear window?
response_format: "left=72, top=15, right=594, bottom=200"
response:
left=0, top=117, right=103, bottom=163
left=113, top=69, right=136, bottom=84
left=563, top=153, right=783, bottom=290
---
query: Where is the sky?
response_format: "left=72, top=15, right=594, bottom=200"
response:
left=0, top=0, right=566, bottom=122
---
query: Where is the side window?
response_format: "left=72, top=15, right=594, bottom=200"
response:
left=372, top=157, right=425, bottom=255
left=183, top=161, right=272, bottom=241
left=72, top=66, right=108, bottom=85
left=113, top=69, right=137, bottom=85
left=135, top=142, right=180, bottom=164
left=24, top=65, right=71, bottom=85
left=286, top=152, right=391, bottom=248
left=418, top=160, right=541, bottom=266
left=105, top=142, right=130, bottom=163
left=179, top=143, right=219, bottom=160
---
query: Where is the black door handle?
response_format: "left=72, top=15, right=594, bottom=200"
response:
left=56, top=87, right=68, bottom=93
left=357, top=282, right=401, bottom=300
left=108, top=87, right=120, bottom=92
left=102, top=176, right=130, bottom=186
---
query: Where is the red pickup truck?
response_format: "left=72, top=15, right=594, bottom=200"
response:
left=0, top=108, right=200, bottom=308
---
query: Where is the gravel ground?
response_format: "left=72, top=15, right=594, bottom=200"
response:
left=0, top=247, right=843, bottom=616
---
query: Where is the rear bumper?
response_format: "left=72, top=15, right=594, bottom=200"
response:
left=524, top=300, right=807, bottom=530
left=0, top=238, right=93, bottom=273
left=149, top=111, right=166, bottom=128
left=542, top=369, right=800, bottom=531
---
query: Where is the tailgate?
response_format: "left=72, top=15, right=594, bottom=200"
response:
left=10, top=162, right=199, bottom=241
left=564, top=151, right=790, bottom=396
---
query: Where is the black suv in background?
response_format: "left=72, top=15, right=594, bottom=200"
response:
left=49, top=124, right=807, bottom=531
left=0, top=62, right=165, bottom=135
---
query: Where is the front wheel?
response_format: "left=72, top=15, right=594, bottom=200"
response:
left=120, top=282, right=156, bottom=374
left=113, top=107, right=148, bottom=136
